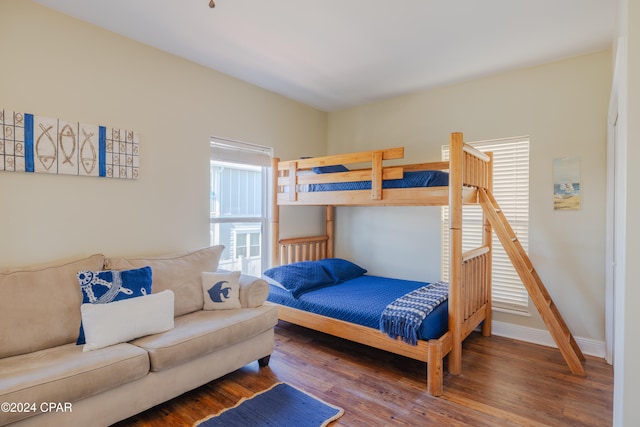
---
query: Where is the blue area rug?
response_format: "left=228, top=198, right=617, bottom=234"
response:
left=194, top=382, right=344, bottom=427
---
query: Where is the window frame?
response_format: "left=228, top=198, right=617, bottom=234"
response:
left=209, top=137, right=272, bottom=276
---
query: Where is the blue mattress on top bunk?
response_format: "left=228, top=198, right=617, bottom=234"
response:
left=308, top=170, right=449, bottom=192
left=266, top=274, right=449, bottom=341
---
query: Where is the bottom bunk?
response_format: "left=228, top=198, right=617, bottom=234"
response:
left=267, top=273, right=449, bottom=344
left=263, top=251, right=490, bottom=396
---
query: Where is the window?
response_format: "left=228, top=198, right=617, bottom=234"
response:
left=441, top=137, right=530, bottom=313
left=234, top=230, right=261, bottom=258
left=210, top=137, right=272, bottom=276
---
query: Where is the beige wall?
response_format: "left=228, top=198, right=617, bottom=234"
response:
left=617, top=0, right=640, bottom=424
left=0, top=0, right=326, bottom=267
left=327, top=50, right=612, bottom=342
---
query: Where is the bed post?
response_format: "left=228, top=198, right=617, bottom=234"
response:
left=448, top=132, right=464, bottom=376
left=326, top=206, right=335, bottom=259
left=482, top=153, right=493, bottom=337
left=271, top=157, right=280, bottom=267
left=427, top=338, right=444, bottom=396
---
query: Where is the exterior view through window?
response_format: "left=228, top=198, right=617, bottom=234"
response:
left=210, top=138, right=272, bottom=276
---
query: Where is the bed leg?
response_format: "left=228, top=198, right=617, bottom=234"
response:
left=481, top=307, right=492, bottom=337
left=427, top=340, right=444, bottom=396
left=481, top=319, right=492, bottom=337
left=448, top=343, right=462, bottom=376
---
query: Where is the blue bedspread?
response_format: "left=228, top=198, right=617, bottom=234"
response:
left=309, top=170, right=449, bottom=192
left=267, top=275, right=448, bottom=341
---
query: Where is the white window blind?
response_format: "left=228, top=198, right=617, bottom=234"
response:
left=441, top=137, right=530, bottom=313
left=210, top=137, right=272, bottom=167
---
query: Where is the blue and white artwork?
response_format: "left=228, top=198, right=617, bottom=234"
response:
left=0, top=109, right=139, bottom=179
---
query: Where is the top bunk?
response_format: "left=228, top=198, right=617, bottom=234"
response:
left=273, top=132, right=492, bottom=207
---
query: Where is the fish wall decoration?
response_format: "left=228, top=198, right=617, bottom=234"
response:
left=0, top=109, right=139, bottom=180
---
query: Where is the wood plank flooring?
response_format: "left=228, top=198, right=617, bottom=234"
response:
left=114, top=322, right=613, bottom=426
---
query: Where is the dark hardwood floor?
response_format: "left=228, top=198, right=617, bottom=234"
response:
left=114, top=322, right=613, bottom=426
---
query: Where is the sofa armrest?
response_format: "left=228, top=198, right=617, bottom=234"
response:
left=238, top=274, right=269, bottom=308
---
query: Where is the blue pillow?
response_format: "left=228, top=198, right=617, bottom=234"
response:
left=312, top=164, right=349, bottom=174
left=316, top=258, right=367, bottom=283
left=263, top=262, right=335, bottom=298
left=76, top=266, right=153, bottom=344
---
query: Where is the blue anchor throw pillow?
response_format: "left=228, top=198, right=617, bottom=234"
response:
left=202, top=271, right=241, bottom=310
left=75, top=266, right=153, bottom=344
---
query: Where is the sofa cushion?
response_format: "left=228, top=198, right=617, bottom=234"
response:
left=130, top=304, right=278, bottom=372
left=0, top=254, right=106, bottom=359
left=0, top=342, right=149, bottom=425
left=105, top=246, right=224, bottom=317
left=82, top=290, right=175, bottom=352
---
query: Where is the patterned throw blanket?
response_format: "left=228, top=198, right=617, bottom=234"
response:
left=379, top=281, right=449, bottom=345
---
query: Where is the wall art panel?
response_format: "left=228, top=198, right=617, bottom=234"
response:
left=0, top=108, right=139, bottom=180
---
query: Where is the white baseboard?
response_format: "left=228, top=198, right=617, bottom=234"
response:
left=491, top=320, right=607, bottom=359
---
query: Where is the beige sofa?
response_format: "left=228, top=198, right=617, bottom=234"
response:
left=0, top=246, right=278, bottom=427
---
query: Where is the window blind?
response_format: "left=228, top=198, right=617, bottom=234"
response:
left=210, top=137, right=272, bottom=167
left=441, top=137, right=530, bottom=313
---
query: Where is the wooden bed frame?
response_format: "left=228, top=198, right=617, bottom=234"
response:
left=270, top=132, right=493, bottom=396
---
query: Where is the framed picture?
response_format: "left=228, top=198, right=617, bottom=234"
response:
left=553, top=157, right=581, bottom=210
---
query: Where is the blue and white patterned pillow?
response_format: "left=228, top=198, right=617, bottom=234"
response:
left=316, top=258, right=367, bottom=283
left=76, top=266, right=153, bottom=344
left=263, top=262, right=335, bottom=298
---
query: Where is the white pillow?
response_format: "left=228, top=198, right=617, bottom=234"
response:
left=81, top=290, right=175, bottom=352
left=202, top=271, right=241, bottom=310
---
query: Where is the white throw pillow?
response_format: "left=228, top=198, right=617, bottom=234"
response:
left=81, top=290, right=175, bottom=352
left=202, top=271, right=241, bottom=310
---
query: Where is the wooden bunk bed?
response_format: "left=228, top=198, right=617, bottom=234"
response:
left=269, top=132, right=585, bottom=396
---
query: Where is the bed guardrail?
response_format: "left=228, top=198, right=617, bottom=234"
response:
left=278, top=235, right=329, bottom=265
left=461, top=246, right=491, bottom=333
left=277, top=146, right=414, bottom=201
left=462, top=144, right=492, bottom=190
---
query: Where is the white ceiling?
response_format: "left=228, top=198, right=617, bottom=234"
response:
left=35, top=0, right=615, bottom=112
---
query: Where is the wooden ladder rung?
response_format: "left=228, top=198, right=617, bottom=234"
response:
left=565, top=331, right=573, bottom=343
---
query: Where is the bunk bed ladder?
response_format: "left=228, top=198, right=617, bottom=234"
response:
left=478, top=188, right=586, bottom=376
